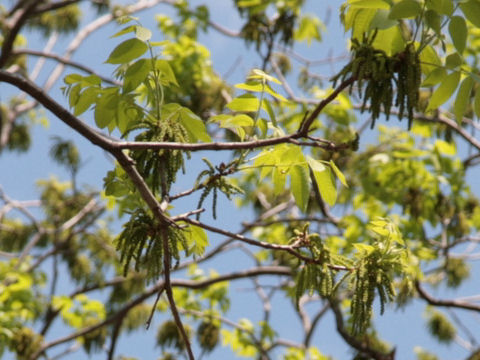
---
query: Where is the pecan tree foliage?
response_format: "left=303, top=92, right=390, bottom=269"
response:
left=1, top=0, right=480, bottom=359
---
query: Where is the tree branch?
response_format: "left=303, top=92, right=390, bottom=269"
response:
left=29, top=266, right=291, bottom=359
left=0, top=0, right=39, bottom=68
left=415, top=281, right=480, bottom=312
left=329, top=300, right=395, bottom=360
left=179, top=217, right=352, bottom=271
left=12, top=49, right=120, bottom=85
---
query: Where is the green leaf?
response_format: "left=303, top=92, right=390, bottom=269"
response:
left=111, top=25, right=136, bottom=38
left=177, top=105, right=211, bottom=142
left=445, top=53, right=463, bottom=69
left=435, top=139, right=456, bottom=156
left=290, top=165, right=310, bottom=213
left=248, top=69, right=281, bottom=84
left=94, top=91, right=118, bottom=128
left=155, top=59, right=178, bottom=86
left=64, top=73, right=83, bottom=85
left=421, top=67, right=446, bottom=87
left=123, top=59, right=150, bottom=93
left=371, top=26, right=405, bottom=55
left=449, top=16, right=467, bottom=54
left=295, top=15, right=323, bottom=45
left=307, top=157, right=337, bottom=207
left=369, top=9, right=398, bottom=30
left=235, top=81, right=286, bottom=102
left=475, top=90, right=480, bottom=120
left=135, top=25, right=152, bottom=41
left=350, top=0, right=390, bottom=9
left=352, top=9, right=377, bottom=40
left=182, top=224, right=209, bottom=256
left=454, top=76, right=474, bottom=123
left=69, top=84, right=81, bottom=108
left=210, top=114, right=254, bottom=140
left=105, top=38, right=148, bottom=64
left=353, top=243, right=375, bottom=254
left=226, top=94, right=260, bottom=112
left=419, top=45, right=442, bottom=75
left=427, top=0, right=454, bottom=16
left=389, top=0, right=422, bottom=19
left=74, top=87, right=98, bottom=116
left=426, top=71, right=461, bottom=111
left=262, top=98, right=277, bottom=127
left=329, top=160, right=348, bottom=187
left=425, top=9, right=442, bottom=34
left=459, top=0, right=480, bottom=28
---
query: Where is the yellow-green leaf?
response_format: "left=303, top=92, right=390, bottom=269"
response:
left=389, top=0, right=422, bottom=19
left=352, top=9, right=377, bottom=40
left=106, top=38, right=148, bottom=64
left=135, top=25, right=152, bottom=41
left=226, top=94, right=260, bottom=112
left=350, top=0, right=390, bottom=9
left=475, top=90, right=480, bottom=120
left=449, top=16, right=467, bottom=54
left=435, top=139, right=456, bottom=156
left=329, top=160, right=348, bottom=187
left=290, top=165, right=310, bottom=213
left=426, top=71, right=460, bottom=111
left=307, top=157, right=337, bottom=207
left=454, top=76, right=474, bottom=123
left=459, top=0, right=480, bottom=28
left=248, top=69, right=281, bottom=84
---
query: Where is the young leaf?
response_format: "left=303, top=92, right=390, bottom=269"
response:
left=295, top=15, right=323, bottom=45
left=290, top=165, right=310, bottom=213
left=135, top=26, right=152, bottom=41
left=389, top=0, right=422, bottom=19
left=248, top=69, right=281, bottom=84
left=453, top=76, right=474, bottom=123
left=74, top=87, right=98, bottom=116
left=155, top=60, right=178, bottom=86
left=111, top=25, right=136, bottom=38
left=105, top=38, right=148, bottom=64
left=307, top=157, right=337, bottom=207
left=262, top=99, right=277, bottom=127
left=449, top=16, right=467, bottom=54
left=329, top=160, right=348, bottom=187
left=123, top=59, right=150, bottom=93
left=435, top=139, right=456, bottom=156
left=352, top=9, right=377, bottom=40
left=226, top=94, right=260, bottom=112
left=475, top=90, right=480, bottom=120
left=178, top=106, right=211, bottom=142
left=426, top=71, right=460, bottom=112
left=350, top=0, right=390, bottom=9
left=459, top=0, right=480, bottom=28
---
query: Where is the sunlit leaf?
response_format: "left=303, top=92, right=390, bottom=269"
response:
left=454, top=76, right=474, bottom=123
left=449, top=16, right=467, bottom=54
left=426, top=71, right=460, bottom=111
left=105, top=38, right=148, bottom=64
